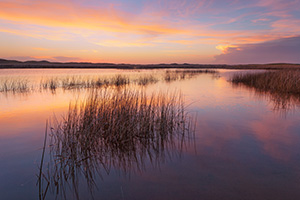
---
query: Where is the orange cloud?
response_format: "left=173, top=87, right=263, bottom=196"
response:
left=216, top=44, right=239, bottom=53
left=32, top=47, right=49, bottom=51
left=0, top=1, right=184, bottom=36
left=94, top=40, right=155, bottom=47
left=0, top=27, right=74, bottom=41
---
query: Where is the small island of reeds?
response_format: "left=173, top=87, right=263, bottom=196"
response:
left=231, top=69, right=300, bottom=110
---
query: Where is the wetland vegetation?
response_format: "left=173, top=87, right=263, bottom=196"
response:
left=231, top=70, right=300, bottom=110
left=0, top=69, right=218, bottom=93
left=0, top=78, right=30, bottom=93
left=38, top=88, right=195, bottom=199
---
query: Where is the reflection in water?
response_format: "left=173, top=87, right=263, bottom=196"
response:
left=232, top=84, right=300, bottom=113
left=39, top=88, right=195, bottom=199
left=262, top=92, right=300, bottom=112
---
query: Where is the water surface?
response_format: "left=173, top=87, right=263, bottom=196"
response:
left=1, top=69, right=300, bottom=200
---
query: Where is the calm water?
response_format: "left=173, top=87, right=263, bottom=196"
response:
left=1, top=69, right=300, bottom=200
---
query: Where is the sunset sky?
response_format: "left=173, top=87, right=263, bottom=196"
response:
left=0, top=0, right=300, bottom=64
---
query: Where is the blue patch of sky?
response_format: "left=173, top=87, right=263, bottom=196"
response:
left=210, top=6, right=276, bottom=31
left=211, top=18, right=273, bottom=31
left=291, top=10, right=300, bottom=19
left=207, top=0, right=255, bottom=11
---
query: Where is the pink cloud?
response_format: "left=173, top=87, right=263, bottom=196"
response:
left=0, top=0, right=184, bottom=37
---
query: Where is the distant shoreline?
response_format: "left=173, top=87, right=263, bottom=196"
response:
left=1, top=59, right=300, bottom=70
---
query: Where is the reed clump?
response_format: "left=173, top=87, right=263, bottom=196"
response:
left=0, top=78, right=30, bottom=93
left=164, top=69, right=218, bottom=82
left=40, top=78, right=59, bottom=91
left=231, top=70, right=300, bottom=110
left=231, top=70, right=300, bottom=95
left=134, top=74, right=159, bottom=85
left=110, top=74, right=129, bottom=86
left=61, top=76, right=100, bottom=89
left=41, top=88, right=193, bottom=199
left=40, top=75, right=131, bottom=91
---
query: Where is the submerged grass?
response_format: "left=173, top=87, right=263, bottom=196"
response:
left=231, top=70, right=300, bottom=110
left=0, top=78, right=30, bottom=93
left=40, top=74, right=150, bottom=91
left=134, top=74, right=159, bottom=86
left=1, top=69, right=219, bottom=94
left=40, top=75, right=130, bottom=91
left=39, top=88, right=194, bottom=199
left=164, top=69, right=219, bottom=82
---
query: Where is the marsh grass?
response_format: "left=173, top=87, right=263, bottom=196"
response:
left=39, top=75, right=129, bottom=91
left=1, top=74, right=140, bottom=94
left=231, top=70, right=300, bottom=110
left=39, top=88, right=194, bottom=199
left=164, top=69, right=218, bottom=82
left=40, top=78, right=59, bottom=91
left=0, top=78, right=30, bottom=93
left=134, top=74, right=159, bottom=85
left=39, top=74, right=157, bottom=92
left=1, top=70, right=219, bottom=94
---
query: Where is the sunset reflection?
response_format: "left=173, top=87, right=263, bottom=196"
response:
left=1, top=69, right=300, bottom=200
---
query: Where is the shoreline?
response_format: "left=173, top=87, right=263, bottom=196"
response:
left=1, top=59, right=300, bottom=70
left=1, top=64, right=300, bottom=70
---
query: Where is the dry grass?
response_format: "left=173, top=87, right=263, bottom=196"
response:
left=40, top=78, right=59, bottom=91
left=231, top=70, right=300, bottom=110
left=39, top=88, right=194, bottom=199
left=0, top=78, right=30, bottom=93
left=39, top=75, right=130, bottom=91
left=164, top=69, right=218, bottom=82
left=1, top=70, right=219, bottom=94
left=40, top=74, right=159, bottom=92
left=134, top=74, right=159, bottom=86
left=231, top=70, right=300, bottom=93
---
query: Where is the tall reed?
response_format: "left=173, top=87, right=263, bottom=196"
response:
left=39, top=88, right=194, bottom=199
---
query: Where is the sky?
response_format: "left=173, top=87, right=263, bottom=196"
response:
left=0, top=0, right=300, bottom=64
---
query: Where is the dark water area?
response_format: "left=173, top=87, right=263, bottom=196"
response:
left=1, top=69, right=300, bottom=200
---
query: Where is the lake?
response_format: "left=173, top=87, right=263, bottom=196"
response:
left=1, top=69, right=300, bottom=200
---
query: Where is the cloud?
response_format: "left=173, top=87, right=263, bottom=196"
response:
left=214, top=36, right=300, bottom=64
left=94, top=39, right=154, bottom=48
left=32, top=47, right=49, bottom=51
left=145, top=0, right=213, bottom=18
left=0, top=0, right=184, bottom=37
